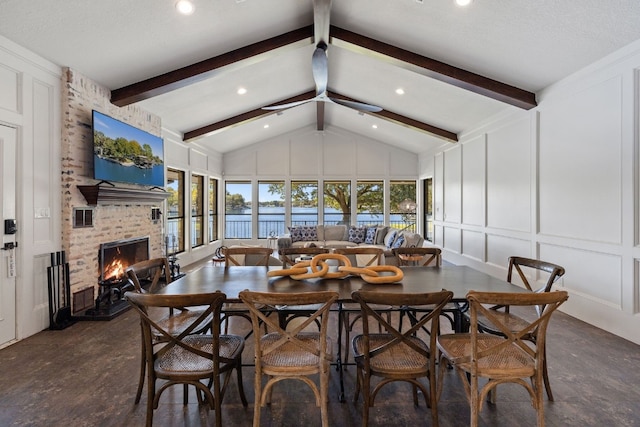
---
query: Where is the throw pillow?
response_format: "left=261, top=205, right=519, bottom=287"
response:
left=364, top=227, right=377, bottom=244
left=289, top=226, right=317, bottom=243
left=375, top=226, right=389, bottom=245
left=391, top=234, right=405, bottom=249
left=384, top=230, right=397, bottom=248
left=348, top=226, right=367, bottom=244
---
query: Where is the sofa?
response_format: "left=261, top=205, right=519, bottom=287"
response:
left=276, top=224, right=425, bottom=266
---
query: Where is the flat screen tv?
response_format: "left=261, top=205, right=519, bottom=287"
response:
left=92, top=110, right=164, bottom=187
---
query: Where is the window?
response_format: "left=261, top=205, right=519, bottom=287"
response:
left=209, top=178, right=218, bottom=242
left=356, top=180, right=384, bottom=227
left=225, top=181, right=252, bottom=239
left=390, top=180, right=417, bottom=233
left=166, top=168, right=185, bottom=253
left=291, top=181, right=318, bottom=227
left=423, top=178, right=433, bottom=242
left=324, top=181, right=351, bottom=225
left=258, top=180, right=285, bottom=238
left=191, top=174, right=204, bottom=248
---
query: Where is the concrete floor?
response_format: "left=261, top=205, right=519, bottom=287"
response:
left=1, top=280, right=640, bottom=426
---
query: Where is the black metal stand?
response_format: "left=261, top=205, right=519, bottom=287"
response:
left=47, top=251, right=76, bottom=330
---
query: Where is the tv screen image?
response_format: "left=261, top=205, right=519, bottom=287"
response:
left=92, top=110, right=165, bottom=187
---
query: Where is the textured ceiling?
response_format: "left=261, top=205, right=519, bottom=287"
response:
left=1, top=0, right=639, bottom=154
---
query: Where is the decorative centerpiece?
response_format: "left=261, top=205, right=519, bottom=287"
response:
left=268, top=253, right=403, bottom=284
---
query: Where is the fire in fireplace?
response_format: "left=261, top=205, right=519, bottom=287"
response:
left=99, top=236, right=150, bottom=284
left=82, top=236, right=150, bottom=320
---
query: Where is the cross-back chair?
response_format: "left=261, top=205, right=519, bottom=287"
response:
left=126, top=257, right=210, bottom=404
left=279, top=246, right=330, bottom=268
left=224, top=246, right=273, bottom=267
left=239, top=290, right=338, bottom=427
left=351, top=290, right=453, bottom=427
left=475, top=256, right=565, bottom=400
left=125, top=291, right=247, bottom=427
left=393, top=246, right=442, bottom=267
left=221, top=246, right=274, bottom=337
left=437, top=290, right=568, bottom=427
left=333, top=247, right=387, bottom=365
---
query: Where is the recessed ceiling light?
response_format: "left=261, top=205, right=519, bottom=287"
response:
left=372, top=124, right=378, bottom=129
left=455, top=0, right=472, bottom=6
left=395, top=88, right=405, bottom=95
left=263, top=124, right=270, bottom=129
left=175, top=0, right=195, bottom=15
left=237, top=87, right=247, bottom=95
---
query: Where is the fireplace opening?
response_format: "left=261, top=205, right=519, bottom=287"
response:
left=82, top=236, right=150, bottom=320
left=99, top=236, right=150, bottom=285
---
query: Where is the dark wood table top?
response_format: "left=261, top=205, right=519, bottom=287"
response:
left=157, top=264, right=524, bottom=303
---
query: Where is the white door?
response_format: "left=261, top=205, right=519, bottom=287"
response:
left=0, top=124, right=17, bottom=346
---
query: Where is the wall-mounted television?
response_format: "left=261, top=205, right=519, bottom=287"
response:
left=92, top=110, right=164, bottom=187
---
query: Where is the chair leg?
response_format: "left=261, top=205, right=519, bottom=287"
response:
left=320, top=362, right=330, bottom=427
left=135, top=338, right=145, bottom=404
left=235, top=358, right=248, bottom=406
left=542, top=347, right=554, bottom=401
left=253, top=369, right=262, bottom=427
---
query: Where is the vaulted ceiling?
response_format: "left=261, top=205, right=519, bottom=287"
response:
left=2, top=0, right=640, bottom=154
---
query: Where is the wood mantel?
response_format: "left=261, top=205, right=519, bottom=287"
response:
left=77, top=185, right=169, bottom=205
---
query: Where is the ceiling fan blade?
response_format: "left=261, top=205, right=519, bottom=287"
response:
left=262, top=99, right=313, bottom=110
left=313, top=0, right=332, bottom=45
left=329, top=97, right=383, bottom=113
left=312, top=43, right=329, bottom=96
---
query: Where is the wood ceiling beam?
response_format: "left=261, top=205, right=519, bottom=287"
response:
left=316, top=102, right=325, bottom=131
left=328, top=92, right=458, bottom=142
left=111, top=26, right=314, bottom=106
left=183, top=91, right=316, bottom=142
left=329, top=26, right=537, bottom=110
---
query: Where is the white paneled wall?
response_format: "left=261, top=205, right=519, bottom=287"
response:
left=421, top=40, right=640, bottom=345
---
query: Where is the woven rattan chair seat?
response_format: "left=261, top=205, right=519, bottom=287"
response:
left=260, top=332, right=332, bottom=369
left=438, top=333, right=535, bottom=378
left=155, top=334, right=244, bottom=377
left=352, top=333, right=429, bottom=375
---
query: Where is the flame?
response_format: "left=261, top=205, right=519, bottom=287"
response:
left=104, top=258, right=125, bottom=281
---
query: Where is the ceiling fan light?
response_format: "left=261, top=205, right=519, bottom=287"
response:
left=175, top=0, right=195, bottom=15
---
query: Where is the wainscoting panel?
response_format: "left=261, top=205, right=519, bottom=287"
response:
left=486, top=116, right=531, bottom=232
left=0, top=64, right=19, bottom=113
left=461, top=229, right=485, bottom=262
left=486, top=233, right=531, bottom=269
left=443, top=226, right=461, bottom=254
left=443, top=146, right=461, bottom=224
left=462, top=135, right=485, bottom=227
left=538, top=76, right=623, bottom=244
left=540, top=243, right=622, bottom=308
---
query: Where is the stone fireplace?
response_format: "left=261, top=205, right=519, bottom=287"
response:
left=61, top=68, right=165, bottom=315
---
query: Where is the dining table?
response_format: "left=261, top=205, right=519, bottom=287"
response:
left=155, top=263, right=525, bottom=401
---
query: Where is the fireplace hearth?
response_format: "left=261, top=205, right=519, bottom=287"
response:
left=80, top=236, right=150, bottom=320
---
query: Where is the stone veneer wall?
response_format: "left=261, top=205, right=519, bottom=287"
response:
left=61, top=68, right=164, bottom=298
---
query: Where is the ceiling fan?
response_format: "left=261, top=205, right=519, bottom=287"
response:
left=263, top=0, right=382, bottom=113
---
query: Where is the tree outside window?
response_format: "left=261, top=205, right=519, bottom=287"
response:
left=166, top=168, right=184, bottom=253
left=225, top=181, right=252, bottom=239
left=356, top=180, right=384, bottom=226
left=209, top=178, right=218, bottom=242
left=191, top=174, right=204, bottom=248
left=324, top=181, right=351, bottom=225
left=259, top=180, right=285, bottom=238
left=390, top=180, right=417, bottom=232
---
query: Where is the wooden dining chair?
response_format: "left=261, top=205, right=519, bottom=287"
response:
left=393, top=246, right=441, bottom=267
left=126, top=257, right=210, bottom=404
left=125, top=291, right=247, bottom=427
left=333, top=247, right=388, bottom=365
left=351, top=290, right=453, bottom=427
left=437, top=290, right=569, bottom=427
left=224, top=246, right=273, bottom=267
left=221, top=246, right=274, bottom=336
left=279, top=246, right=330, bottom=268
left=474, top=256, right=565, bottom=400
left=239, top=290, right=338, bottom=427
